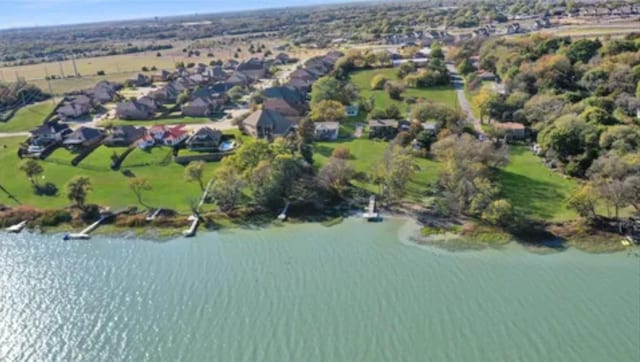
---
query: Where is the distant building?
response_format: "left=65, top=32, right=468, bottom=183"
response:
left=494, top=122, right=526, bottom=140
left=368, top=119, right=399, bottom=140
left=314, top=122, right=340, bottom=141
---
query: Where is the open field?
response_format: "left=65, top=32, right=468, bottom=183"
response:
left=498, top=145, right=578, bottom=222
left=0, top=137, right=220, bottom=213
left=0, top=99, right=59, bottom=133
left=350, top=68, right=459, bottom=115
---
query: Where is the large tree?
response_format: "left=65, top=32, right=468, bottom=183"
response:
left=66, top=176, right=92, bottom=208
left=309, top=100, right=346, bottom=123
left=318, top=156, right=355, bottom=199
left=210, top=164, right=244, bottom=213
left=19, top=159, right=43, bottom=187
left=129, top=177, right=152, bottom=208
left=185, top=161, right=206, bottom=191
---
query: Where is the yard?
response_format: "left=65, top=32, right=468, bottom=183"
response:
left=0, top=99, right=59, bottom=133
left=498, top=145, right=578, bottom=222
left=0, top=137, right=220, bottom=213
left=350, top=68, right=459, bottom=114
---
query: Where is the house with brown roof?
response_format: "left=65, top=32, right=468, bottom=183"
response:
left=116, top=100, right=155, bottom=120
left=182, top=97, right=215, bottom=117
left=62, top=127, right=105, bottom=149
left=186, top=127, right=223, bottom=152
left=493, top=122, right=526, bottom=141
left=57, top=95, right=93, bottom=121
left=263, top=98, right=302, bottom=119
left=104, top=125, right=146, bottom=147
left=369, top=119, right=400, bottom=140
left=242, top=109, right=293, bottom=140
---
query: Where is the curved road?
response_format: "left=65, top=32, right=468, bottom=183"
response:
left=446, top=63, right=484, bottom=135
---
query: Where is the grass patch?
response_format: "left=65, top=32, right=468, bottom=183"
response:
left=0, top=136, right=220, bottom=213
left=350, top=68, right=458, bottom=114
left=498, top=145, right=578, bottom=222
left=420, top=224, right=462, bottom=237
left=0, top=100, right=59, bottom=133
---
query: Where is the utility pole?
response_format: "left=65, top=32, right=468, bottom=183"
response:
left=71, top=53, right=79, bottom=77
left=44, top=66, right=54, bottom=100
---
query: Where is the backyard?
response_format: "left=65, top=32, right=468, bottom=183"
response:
left=0, top=137, right=220, bottom=213
left=350, top=68, right=459, bottom=114
left=0, top=99, right=60, bottom=133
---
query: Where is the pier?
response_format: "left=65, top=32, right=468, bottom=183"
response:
left=63, top=214, right=110, bottom=240
left=362, top=195, right=380, bottom=221
left=182, top=179, right=213, bottom=237
left=5, top=220, right=27, bottom=233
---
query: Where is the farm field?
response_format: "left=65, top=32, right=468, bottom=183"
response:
left=0, top=99, right=60, bottom=133
left=350, top=68, right=459, bottom=114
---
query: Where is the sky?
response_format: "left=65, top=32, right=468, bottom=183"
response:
left=0, top=0, right=370, bottom=29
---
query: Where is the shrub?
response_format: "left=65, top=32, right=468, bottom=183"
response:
left=39, top=209, right=72, bottom=226
left=96, top=70, right=105, bottom=76
left=370, top=74, right=388, bottom=90
left=331, top=146, right=351, bottom=159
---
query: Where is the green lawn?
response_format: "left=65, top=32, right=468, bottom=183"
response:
left=0, top=137, right=220, bottom=213
left=314, top=138, right=442, bottom=198
left=350, top=68, right=458, bottom=114
left=0, top=100, right=59, bottom=133
left=498, top=146, right=578, bottom=222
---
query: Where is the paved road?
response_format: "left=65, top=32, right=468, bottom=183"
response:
left=446, top=64, right=484, bottom=135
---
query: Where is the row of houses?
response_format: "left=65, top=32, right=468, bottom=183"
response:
left=241, top=51, right=345, bottom=141
left=26, top=121, right=234, bottom=155
left=114, top=54, right=297, bottom=120
left=57, top=81, right=119, bottom=121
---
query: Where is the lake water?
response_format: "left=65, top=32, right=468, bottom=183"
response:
left=1, top=218, right=639, bottom=361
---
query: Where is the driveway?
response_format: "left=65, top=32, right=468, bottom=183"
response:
left=446, top=64, right=484, bottom=135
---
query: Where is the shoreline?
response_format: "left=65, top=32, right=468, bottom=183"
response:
left=1, top=204, right=637, bottom=255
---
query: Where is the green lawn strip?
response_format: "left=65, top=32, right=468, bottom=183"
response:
left=0, top=137, right=219, bottom=213
left=498, top=145, right=578, bottom=222
left=350, top=68, right=458, bottom=114
left=0, top=100, right=59, bottom=133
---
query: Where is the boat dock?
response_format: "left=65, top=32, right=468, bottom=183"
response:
left=63, top=214, right=109, bottom=240
left=278, top=202, right=290, bottom=221
left=362, top=195, right=380, bottom=221
left=182, top=179, right=213, bottom=237
left=5, top=220, right=28, bottom=234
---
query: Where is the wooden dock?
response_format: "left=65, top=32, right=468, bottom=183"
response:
left=63, top=214, right=109, bottom=240
left=182, top=178, right=213, bottom=237
left=5, top=220, right=27, bottom=233
left=362, top=195, right=380, bottom=221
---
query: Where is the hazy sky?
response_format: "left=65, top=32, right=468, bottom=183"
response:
left=0, top=0, right=370, bottom=29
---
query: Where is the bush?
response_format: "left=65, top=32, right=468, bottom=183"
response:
left=39, top=209, right=72, bottom=226
left=141, top=66, right=149, bottom=72
left=331, top=146, right=351, bottom=159
left=96, top=70, right=105, bottom=76
left=370, top=74, right=388, bottom=90
left=384, top=82, right=405, bottom=100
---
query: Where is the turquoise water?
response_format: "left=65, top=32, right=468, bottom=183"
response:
left=1, top=218, right=639, bottom=361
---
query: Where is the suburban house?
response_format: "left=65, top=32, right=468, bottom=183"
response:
left=369, top=119, right=399, bottom=140
left=242, top=109, right=293, bottom=139
left=223, top=59, right=239, bottom=70
left=263, top=97, right=303, bottom=119
left=57, top=95, right=92, bottom=121
left=88, top=81, right=118, bottom=104
left=138, top=125, right=188, bottom=148
left=314, top=122, right=340, bottom=141
left=29, top=121, right=71, bottom=146
left=493, top=122, right=526, bottom=140
left=127, top=73, right=151, bottom=87
left=264, top=86, right=306, bottom=107
left=274, top=52, right=293, bottom=65
left=182, top=97, right=216, bottom=117
left=186, top=127, right=223, bottom=152
left=104, top=125, right=146, bottom=147
left=138, top=96, right=158, bottom=112
left=226, top=71, right=251, bottom=87
left=237, top=58, right=267, bottom=80
left=148, top=84, right=180, bottom=104
left=62, top=127, right=105, bottom=149
left=206, top=66, right=228, bottom=81
left=116, top=100, right=155, bottom=120
left=151, top=69, right=172, bottom=82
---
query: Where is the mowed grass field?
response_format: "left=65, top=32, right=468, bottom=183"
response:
left=0, top=99, right=59, bottom=133
left=350, top=68, right=459, bottom=113
left=498, top=146, right=578, bottom=222
left=0, top=137, right=220, bottom=213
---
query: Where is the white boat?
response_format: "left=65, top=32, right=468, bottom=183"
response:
left=5, top=221, right=27, bottom=233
